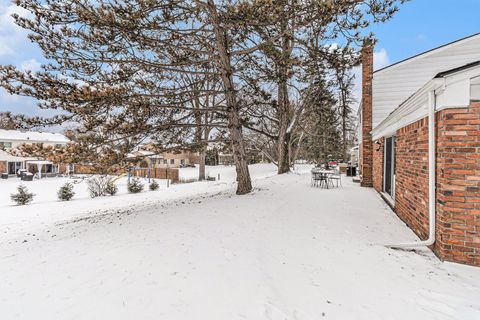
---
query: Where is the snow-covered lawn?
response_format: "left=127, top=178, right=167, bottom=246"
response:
left=1, top=164, right=480, bottom=319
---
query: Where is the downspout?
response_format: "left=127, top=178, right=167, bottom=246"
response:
left=388, top=90, right=436, bottom=248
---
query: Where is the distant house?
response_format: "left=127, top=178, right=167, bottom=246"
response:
left=358, top=33, right=480, bottom=266
left=127, top=149, right=199, bottom=169
left=0, top=129, right=70, bottom=176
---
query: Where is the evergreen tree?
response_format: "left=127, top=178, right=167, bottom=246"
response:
left=237, top=0, right=405, bottom=173
left=11, top=185, right=35, bottom=206
left=57, top=182, right=75, bottom=201
left=128, top=178, right=144, bottom=194
left=0, top=112, right=18, bottom=130
left=0, top=0, right=405, bottom=193
left=105, top=180, right=118, bottom=196
left=300, top=77, right=342, bottom=165
left=149, top=179, right=159, bottom=191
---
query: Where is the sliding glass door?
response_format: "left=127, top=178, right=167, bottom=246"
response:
left=8, top=162, right=22, bottom=175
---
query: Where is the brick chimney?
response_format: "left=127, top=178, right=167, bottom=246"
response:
left=360, top=41, right=373, bottom=187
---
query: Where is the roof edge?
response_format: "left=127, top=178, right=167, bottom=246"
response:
left=374, top=32, right=480, bottom=75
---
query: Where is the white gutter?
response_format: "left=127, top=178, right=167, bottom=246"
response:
left=387, top=90, right=436, bottom=248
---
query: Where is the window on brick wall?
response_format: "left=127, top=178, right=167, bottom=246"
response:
left=471, top=76, right=480, bottom=102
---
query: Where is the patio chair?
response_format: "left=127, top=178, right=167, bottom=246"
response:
left=329, top=168, right=342, bottom=188
left=311, top=171, right=329, bottom=188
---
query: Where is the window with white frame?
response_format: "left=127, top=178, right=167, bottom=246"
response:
left=471, top=76, right=480, bottom=102
left=0, top=141, right=12, bottom=149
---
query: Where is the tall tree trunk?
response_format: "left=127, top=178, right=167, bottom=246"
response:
left=341, top=85, right=348, bottom=162
left=276, top=16, right=293, bottom=174
left=193, top=92, right=206, bottom=181
left=277, top=79, right=291, bottom=174
left=198, top=108, right=209, bottom=181
left=207, top=0, right=252, bottom=194
left=291, top=131, right=304, bottom=170
left=199, top=151, right=206, bottom=180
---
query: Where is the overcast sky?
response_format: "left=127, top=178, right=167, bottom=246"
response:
left=0, top=0, right=479, bottom=118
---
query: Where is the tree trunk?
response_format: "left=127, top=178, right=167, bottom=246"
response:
left=207, top=0, right=252, bottom=194
left=341, top=85, right=348, bottom=162
left=199, top=108, right=209, bottom=181
left=199, top=149, right=206, bottom=180
left=291, top=131, right=304, bottom=170
left=276, top=17, right=293, bottom=174
left=277, top=77, right=291, bottom=174
left=193, top=92, right=206, bottom=181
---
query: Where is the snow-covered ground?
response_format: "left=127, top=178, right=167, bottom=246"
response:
left=1, top=164, right=480, bottom=319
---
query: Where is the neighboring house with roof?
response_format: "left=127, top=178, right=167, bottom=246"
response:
left=0, top=129, right=70, bottom=176
left=127, top=149, right=199, bottom=169
left=358, top=33, right=480, bottom=266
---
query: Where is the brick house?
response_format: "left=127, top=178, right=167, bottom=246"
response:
left=358, top=33, right=480, bottom=266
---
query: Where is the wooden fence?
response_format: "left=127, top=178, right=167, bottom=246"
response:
left=131, top=168, right=179, bottom=183
left=73, top=165, right=179, bottom=183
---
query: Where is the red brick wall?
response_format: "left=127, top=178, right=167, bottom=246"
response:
left=384, top=104, right=480, bottom=266
left=0, top=161, right=6, bottom=174
left=58, top=164, right=68, bottom=174
left=373, top=137, right=384, bottom=193
left=435, top=103, right=480, bottom=266
left=361, top=44, right=373, bottom=187
left=395, top=117, right=430, bottom=240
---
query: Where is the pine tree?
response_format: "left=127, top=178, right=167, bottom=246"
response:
left=0, top=112, right=18, bottom=130
left=0, top=0, right=405, bottom=194
left=105, top=180, right=118, bottom=196
left=128, top=178, right=144, bottom=194
left=11, top=185, right=35, bottom=205
left=149, top=179, right=159, bottom=191
left=300, top=76, right=342, bottom=165
left=237, top=1, right=404, bottom=173
left=57, top=182, right=75, bottom=201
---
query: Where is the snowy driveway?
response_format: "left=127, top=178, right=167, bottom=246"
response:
left=1, top=171, right=480, bottom=319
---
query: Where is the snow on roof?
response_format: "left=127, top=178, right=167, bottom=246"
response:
left=126, top=150, right=163, bottom=159
left=26, top=160, right=53, bottom=165
left=0, top=150, right=32, bottom=162
left=0, top=129, right=69, bottom=143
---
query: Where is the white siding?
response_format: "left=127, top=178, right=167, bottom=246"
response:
left=372, top=34, right=480, bottom=128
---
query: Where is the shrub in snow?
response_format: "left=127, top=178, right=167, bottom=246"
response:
left=128, top=178, right=144, bottom=193
left=86, top=176, right=115, bottom=198
left=105, top=180, right=118, bottom=196
left=58, top=182, right=75, bottom=201
left=11, top=185, right=35, bottom=205
left=149, top=179, right=159, bottom=191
